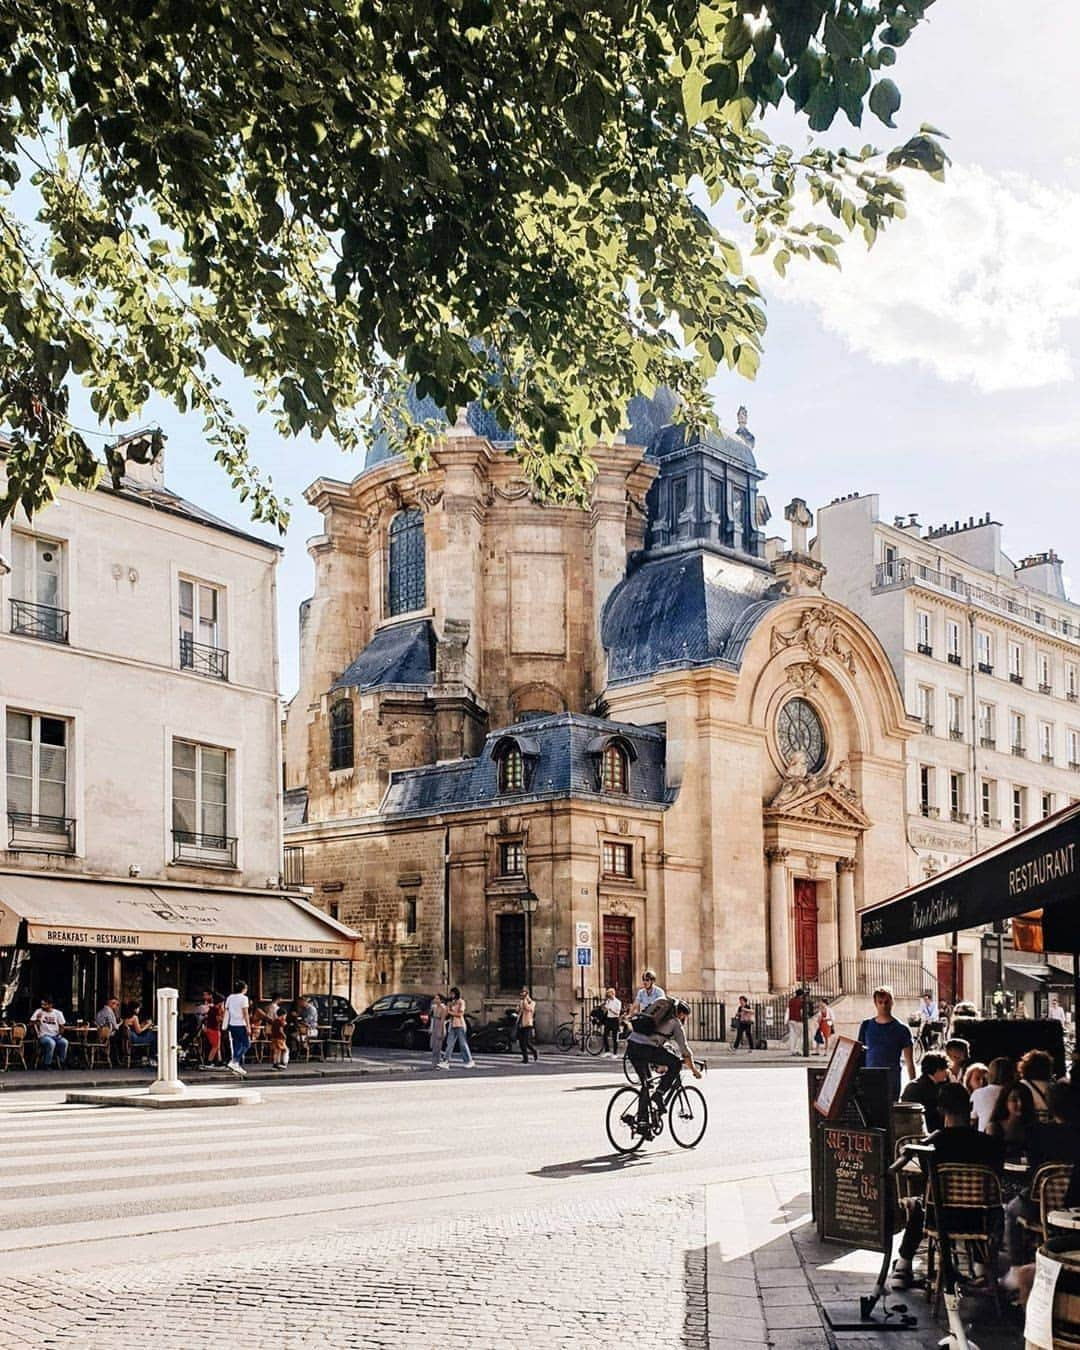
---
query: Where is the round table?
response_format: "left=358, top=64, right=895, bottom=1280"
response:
left=1048, top=1209, right=1080, bottom=1231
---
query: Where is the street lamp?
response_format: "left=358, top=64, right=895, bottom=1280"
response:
left=520, top=889, right=539, bottom=993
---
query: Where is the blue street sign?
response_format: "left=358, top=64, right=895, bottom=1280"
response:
left=576, top=946, right=592, bottom=967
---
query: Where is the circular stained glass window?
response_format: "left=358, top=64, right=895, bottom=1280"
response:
left=776, top=698, right=827, bottom=774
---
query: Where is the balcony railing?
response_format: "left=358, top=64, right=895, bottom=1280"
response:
left=949, top=727, right=964, bottom=741
left=179, top=631, right=229, bottom=681
left=1070, top=761, right=1080, bottom=772
left=917, top=643, right=933, bottom=657
left=874, top=558, right=1080, bottom=644
left=1068, top=691, right=1078, bottom=703
left=980, top=736, right=996, bottom=749
left=1009, top=672, right=1024, bottom=685
left=1040, top=683, right=1053, bottom=695
left=7, top=811, right=76, bottom=853
left=9, top=598, right=69, bottom=644
left=921, top=721, right=934, bottom=735
left=947, top=652, right=963, bottom=666
left=978, top=662, right=994, bottom=675
left=1043, top=754, right=1055, bottom=765
left=172, top=829, right=237, bottom=866
left=981, top=815, right=1002, bottom=829
left=919, top=804, right=939, bottom=818
left=283, top=845, right=305, bottom=888
left=950, top=809, right=969, bottom=823
left=1012, top=744, right=1026, bottom=757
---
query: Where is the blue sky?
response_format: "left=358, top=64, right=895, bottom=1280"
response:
left=62, top=1, right=1080, bottom=697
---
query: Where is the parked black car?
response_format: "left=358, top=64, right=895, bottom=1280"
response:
left=278, top=995, right=361, bottom=1037
left=352, top=994, right=475, bottom=1050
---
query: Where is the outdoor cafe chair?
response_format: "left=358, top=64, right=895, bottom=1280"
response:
left=82, top=1025, right=114, bottom=1070
left=924, top=1163, right=1004, bottom=1316
left=0, top=1023, right=28, bottom=1071
left=1020, top=1162, right=1074, bottom=1247
left=119, top=1025, right=153, bottom=1069
left=330, top=1021, right=356, bottom=1061
left=295, top=1026, right=325, bottom=1062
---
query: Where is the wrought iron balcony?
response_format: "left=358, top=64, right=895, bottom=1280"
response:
left=1012, top=744, right=1026, bottom=757
left=7, top=811, right=76, bottom=853
left=978, top=662, right=994, bottom=675
left=9, top=598, right=69, bottom=643
left=179, top=631, right=229, bottom=680
left=1068, top=691, right=1078, bottom=703
left=1039, top=683, right=1053, bottom=695
left=949, top=727, right=964, bottom=741
left=917, top=643, right=933, bottom=656
left=921, top=721, right=934, bottom=735
left=979, top=736, right=996, bottom=749
left=981, top=815, right=1002, bottom=829
left=950, top=809, right=969, bottom=823
left=947, top=653, right=963, bottom=666
left=1043, top=754, right=1055, bottom=765
left=919, top=804, right=939, bottom=819
left=1009, top=672, right=1024, bottom=685
left=172, top=829, right=237, bottom=866
left=1070, top=761, right=1080, bottom=772
left=283, top=845, right=305, bottom=888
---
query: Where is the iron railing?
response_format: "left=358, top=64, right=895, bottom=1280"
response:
left=179, top=631, right=229, bottom=680
left=172, top=829, right=237, bottom=865
left=9, top=598, right=69, bottom=643
left=6, top=811, right=76, bottom=853
left=805, top=957, right=939, bottom=1002
left=283, top=845, right=305, bottom=887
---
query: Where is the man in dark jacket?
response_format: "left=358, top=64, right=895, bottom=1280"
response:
left=1005, top=1080, right=1080, bottom=1278
left=900, top=1052, right=950, bottom=1132
left=891, top=1083, right=1004, bottom=1289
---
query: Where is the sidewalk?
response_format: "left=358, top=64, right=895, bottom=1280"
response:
left=704, top=1170, right=1025, bottom=1349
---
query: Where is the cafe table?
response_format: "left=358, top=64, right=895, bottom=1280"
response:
left=1048, top=1209, right=1080, bottom=1231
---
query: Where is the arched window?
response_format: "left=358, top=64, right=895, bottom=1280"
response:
left=329, top=695, right=354, bottom=770
left=498, top=743, right=525, bottom=793
left=387, top=509, right=426, bottom=615
left=601, top=743, right=629, bottom=794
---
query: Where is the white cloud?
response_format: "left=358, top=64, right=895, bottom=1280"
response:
left=763, top=164, right=1080, bottom=391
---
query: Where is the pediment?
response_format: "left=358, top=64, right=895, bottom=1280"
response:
left=764, top=784, right=871, bottom=830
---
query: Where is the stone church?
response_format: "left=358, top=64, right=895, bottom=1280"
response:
left=283, top=393, right=915, bottom=1033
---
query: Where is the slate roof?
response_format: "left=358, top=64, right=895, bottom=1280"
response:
left=283, top=787, right=309, bottom=829
left=647, top=422, right=758, bottom=470
left=101, top=476, right=282, bottom=551
left=602, top=549, right=781, bottom=685
left=332, top=619, right=436, bottom=692
left=381, top=713, right=669, bottom=819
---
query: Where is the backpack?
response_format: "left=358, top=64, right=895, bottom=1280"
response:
left=631, top=996, right=676, bottom=1036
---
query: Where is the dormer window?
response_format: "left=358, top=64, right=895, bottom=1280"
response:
left=601, top=743, right=629, bottom=794
left=498, top=743, right=525, bottom=793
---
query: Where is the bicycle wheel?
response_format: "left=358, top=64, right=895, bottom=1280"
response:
left=554, top=1023, right=576, bottom=1052
left=668, top=1084, right=708, bottom=1149
left=585, top=1030, right=605, bottom=1056
left=912, top=1036, right=924, bottom=1067
left=622, top=1050, right=638, bottom=1084
left=606, top=1086, right=646, bottom=1153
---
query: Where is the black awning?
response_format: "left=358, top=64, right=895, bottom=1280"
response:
left=861, top=803, right=1080, bottom=950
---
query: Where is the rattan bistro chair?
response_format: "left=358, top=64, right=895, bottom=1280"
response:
left=82, top=1024, right=113, bottom=1070
left=0, top=1024, right=28, bottom=1071
left=330, top=1021, right=356, bottom=1061
left=1019, top=1163, right=1074, bottom=1247
left=924, top=1163, right=1004, bottom=1315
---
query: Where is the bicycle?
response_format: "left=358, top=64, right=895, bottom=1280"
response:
left=554, top=1010, right=605, bottom=1055
left=606, top=1058, right=708, bottom=1151
left=911, top=1019, right=943, bottom=1067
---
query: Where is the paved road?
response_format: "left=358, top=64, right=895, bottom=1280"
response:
left=0, top=1058, right=811, bottom=1349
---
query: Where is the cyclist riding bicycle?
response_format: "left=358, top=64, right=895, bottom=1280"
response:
left=627, top=997, right=702, bottom=1130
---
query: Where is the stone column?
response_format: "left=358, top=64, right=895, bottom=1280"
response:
left=148, top=986, right=185, bottom=1097
left=837, top=857, right=857, bottom=970
left=766, top=848, right=790, bottom=991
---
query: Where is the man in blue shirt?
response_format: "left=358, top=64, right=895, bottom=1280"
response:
left=857, top=985, right=915, bottom=1101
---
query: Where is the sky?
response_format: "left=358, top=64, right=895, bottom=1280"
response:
left=61, top=0, right=1080, bottom=698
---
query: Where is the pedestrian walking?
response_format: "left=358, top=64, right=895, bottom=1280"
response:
left=786, top=988, right=805, bottom=1055
left=814, top=999, right=835, bottom=1055
left=444, top=987, right=475, bottom=1068
left=269, top=1010, right=289, bottom=1070
left=516, top=987, right=538, bottom=1063
left=224, top=979, right=251, bottom=1077
left=202, top=992, right=224, bottom=1069
left=732, top=995, right=754, bottom=1052
left=600, top=987, right=622, bottom=1057
left=430, top=993, right=448, bottom=1069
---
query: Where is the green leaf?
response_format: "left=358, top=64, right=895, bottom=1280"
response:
left=869, top=78, right=901, bottom=128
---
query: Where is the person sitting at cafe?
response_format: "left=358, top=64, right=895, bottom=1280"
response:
left=890, top=1082, right=1004, bottom=1290
left=971, top=1057, right=1015, bottom=1132
left=1003, top=1080, right=1080, bottom=1287
left=297, top=996, right=319, bottom=1037
left=1017, top=1049, right=1055, bottom=1120
left=944, top=1037, right=971, bottom=1084
left=901, top=1052, right=950, bottom=1132
left=988, top=1083, right=1038, bottom=1158
left=30, top=996, right=69, bottom=1069
left=122, top=1002, right=157, bottom=1067
left=95, top=996, right=122, bottom=1066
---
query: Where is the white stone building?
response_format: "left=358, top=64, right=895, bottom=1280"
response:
left=0, top=435, right=356, bottom=1021
left=815, top=493, right=1080, bottom=1007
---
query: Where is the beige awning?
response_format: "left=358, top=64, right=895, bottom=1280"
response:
left=0, top=873, right=359, bottom=961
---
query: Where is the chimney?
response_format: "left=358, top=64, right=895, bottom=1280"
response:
left=108, top=428, right=166, bottom=487
left=1016, top=551, right=1067, bottom=601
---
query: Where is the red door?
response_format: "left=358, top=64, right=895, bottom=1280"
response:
left=936, top=951, right=963, bottom=1004
left=602, top=916, right=634, bottom=1007
left=794, top=879, right=819, bottom=982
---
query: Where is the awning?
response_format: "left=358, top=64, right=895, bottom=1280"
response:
left=0, top=873, right=359, bottom=961
left=861, top=802, right=1080, bottom=950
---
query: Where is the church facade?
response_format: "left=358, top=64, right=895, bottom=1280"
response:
left=283, top=397, right=916, bottom=1033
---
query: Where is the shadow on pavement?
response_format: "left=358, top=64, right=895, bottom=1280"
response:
left=529, top=1152, right=655, bottom=1179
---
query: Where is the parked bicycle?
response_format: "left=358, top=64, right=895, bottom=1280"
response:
left=554, top=1008, right=605, bottom=1055
left=606, top=1058, right=708, bottom=1151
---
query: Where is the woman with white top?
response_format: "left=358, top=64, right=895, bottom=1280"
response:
left=224, top=979, right=251, bottom=1077
left=600, top=988, right=622, bottom=1058
left=970, top=1056, right=1015, bottom=1131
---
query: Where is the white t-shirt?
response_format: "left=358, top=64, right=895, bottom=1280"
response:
left=31, top=1008, right=65, bottom=1039
left=224, top=993, right=249, bottom=1028
left=1050, top=1005, right=1067, bottom=1024
left=603, top=996, right=622, bottom=1017
left=970, top=1083, right=1002, bottom=1132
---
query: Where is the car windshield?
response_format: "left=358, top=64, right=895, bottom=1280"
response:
left=389, top=996, right=413, bottom=1010
left=368, top=997, right=394, bottom=1012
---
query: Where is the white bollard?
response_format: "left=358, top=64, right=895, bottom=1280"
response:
left=148, top=986, right=186, bottom=1097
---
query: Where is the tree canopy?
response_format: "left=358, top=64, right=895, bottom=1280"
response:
left=0, top=0, right=945, bottom=525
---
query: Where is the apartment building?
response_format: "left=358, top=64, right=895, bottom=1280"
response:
left=815, top=494, right=1080, bottom=1007
left=0, top=435, right=356, bottom=1021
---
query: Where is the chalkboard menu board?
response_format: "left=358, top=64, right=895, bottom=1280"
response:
left=820, top=1124, right=887, bottom=1251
